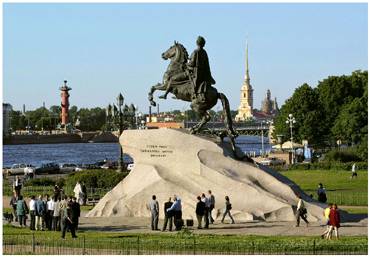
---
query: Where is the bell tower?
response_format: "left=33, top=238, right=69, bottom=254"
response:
left=235, top=41, right=254, bottom=121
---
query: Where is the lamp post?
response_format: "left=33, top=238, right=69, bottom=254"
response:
left=107, top=93, right=137, bottom=172
left=260, top=120, right=265, bottom=156
left=285, top=113, right=296, bottom=164
left=117, top=93, right=124, bottom=173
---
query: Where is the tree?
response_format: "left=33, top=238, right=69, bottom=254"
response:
left=316, top=70, right=367, bottom=143
left=273, top=84, right=325, bottom=146
left=332, top=97, right=367, bottom=145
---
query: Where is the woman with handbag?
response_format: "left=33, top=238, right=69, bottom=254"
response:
left=221, top=196, right=235, bottom=224
left=295, top=194, right=309, bottom=227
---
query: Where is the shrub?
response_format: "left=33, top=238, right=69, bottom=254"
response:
left=24, top=177, right=56, bottom=187
left=64, top=169, right=127, bottom=189
left=324, top=148, right=363, bottom=162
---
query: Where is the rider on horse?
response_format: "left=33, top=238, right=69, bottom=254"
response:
left=159, top=36, right=216, bottom=101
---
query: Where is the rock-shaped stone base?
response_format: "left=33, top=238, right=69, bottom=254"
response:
left=87, top=129, right=325, bottom=222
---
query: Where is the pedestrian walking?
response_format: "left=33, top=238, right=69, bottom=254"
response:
left=221, top=196, right=235, bottom=224
left=201, top=193, right=210, bottom=228
left=351, top=163, right=358, bottom=179
left=295, top=195, right=309, bottom=227
left=208, top=190, right=215, bottom=224
left=16, top=195, right=28, bottom=227
left=195, top=196, right=205, bottom=229
left=162, top=197, right=173, bottom=231
left=61, top=205, right=77, bottom=239
left=35, top=195, right=45, bottom=231
left=320, top=203, right=332, bottom=239
left=52, top=196, right=61, bottom=231
left=29, top=195, right=36, bottom=230
left=10, top=191, right=18, bottom=222
left=326, top=204, right=340, bottom=240
left=148, top=195, right=159, bottom=230
left=71, top=197, right=81, bottom=231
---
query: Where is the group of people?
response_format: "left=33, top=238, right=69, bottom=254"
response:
left=321, top=203, right=341, bottom=239
left=148, top=190, right=236, bottom=231
left=9, top=190, right=81, bottom=239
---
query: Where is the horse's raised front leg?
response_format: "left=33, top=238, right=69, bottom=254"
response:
left=190, top=111, right=211, bottom=134
left=148, top=83, right=164, bottom=107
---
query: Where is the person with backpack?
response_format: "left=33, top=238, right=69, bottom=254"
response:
left=16, top=195, right=29, bottom=227
left=221, top=196, right=235, bottom=224
left=317, top=183, right=327, bottom=203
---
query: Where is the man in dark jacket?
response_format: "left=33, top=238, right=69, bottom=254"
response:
left=195, top=196, right=206, bottom=229
left=35, top=195, right=45, bottom=231
left=162, top=197, right=173, bottom=232
left=71, top=197, right=80, bottom=231
left=61, top=204, right=77, bottom=239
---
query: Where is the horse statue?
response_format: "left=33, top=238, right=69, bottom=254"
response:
left=148, top=41, right=239, bottom=154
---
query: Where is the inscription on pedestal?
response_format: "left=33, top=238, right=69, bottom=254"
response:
left=140, top=144, right=173, bottom=158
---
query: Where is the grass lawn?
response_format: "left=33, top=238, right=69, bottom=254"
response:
left=2, top=225, right=367, bottom=255
left=281, top=169, right=368, bottom=206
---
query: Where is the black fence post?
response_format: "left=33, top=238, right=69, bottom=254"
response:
left=32, top=233, right=35, bottom=253
left=193, top=236, right=196, bottom=255
left=83, top=235, right=86, bottom=255
left=137, top=236, right=140, bottom=255
left=313, top=239, right=316, bottom=255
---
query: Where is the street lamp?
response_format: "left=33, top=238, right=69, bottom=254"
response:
left=116, top=93, right=124, bottom=172
left=285, top=113, right=296, bottom=164
left=260, top=120, right=265, bottom=156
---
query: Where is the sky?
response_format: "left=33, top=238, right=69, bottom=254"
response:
left=3, top=3, right=368, bottom=114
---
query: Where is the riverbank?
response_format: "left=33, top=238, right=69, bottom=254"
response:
left=3, top=131, right=118, bottom=145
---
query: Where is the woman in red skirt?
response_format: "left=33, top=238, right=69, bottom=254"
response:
left=326, top=203, right=340, bottom=239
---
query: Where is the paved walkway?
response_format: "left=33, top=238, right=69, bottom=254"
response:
left=79, top=212, right=368, bottom=236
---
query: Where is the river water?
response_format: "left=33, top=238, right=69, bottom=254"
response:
left=3, top=135, right=271, bottom=167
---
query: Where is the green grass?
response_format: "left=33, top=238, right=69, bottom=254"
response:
left=341, top=206, right=368, bottom=214
left=281, top=169, right=368, bottom=206
left=2, top=225, right=367, bottom=255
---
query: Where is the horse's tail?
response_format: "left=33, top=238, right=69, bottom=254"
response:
left=218, top=93, right=237, bottom=137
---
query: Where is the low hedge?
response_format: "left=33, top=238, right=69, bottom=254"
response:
left=275, top=161, right=367, bottom=171
left=64, top=169, right=128, bottom=189
left=24, top=177, right=65, bottom=187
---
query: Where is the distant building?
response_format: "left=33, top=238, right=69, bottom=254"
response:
left=261, top=89, right=279, bottom=116
left=3, top=103, right=13, bottom=137
left=235, top=43, right=254, bottom=122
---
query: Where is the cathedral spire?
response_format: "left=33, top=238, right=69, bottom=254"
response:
left=244, top=39, right=250, bottom=83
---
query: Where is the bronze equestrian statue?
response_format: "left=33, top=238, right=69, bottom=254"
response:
left=148, top=36, right=239, bottom=154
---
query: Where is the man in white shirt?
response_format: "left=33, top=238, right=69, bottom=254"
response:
left=47, top=196, right=55, bottom=230
left=29, top=195, right=36, bottom=230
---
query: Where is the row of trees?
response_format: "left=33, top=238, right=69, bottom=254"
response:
left=10, top=106, right=107, bottom=132
left=273, top=70, right=367, bottom=155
